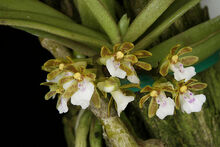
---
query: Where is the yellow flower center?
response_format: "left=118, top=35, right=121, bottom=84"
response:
left=180, top=86, right=187, bottom=93
left=59, top=63, right=65, bottom=70
left=171, top=55, right=179, bottom=64
left=116, top=51, right=124, bottom=60
left=150, top=90, right=158, bottom=98
left=73, top=72, right=82, bottom=81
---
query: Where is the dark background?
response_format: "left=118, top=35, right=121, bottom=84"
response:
left=1, top=26, right=67, bottom=146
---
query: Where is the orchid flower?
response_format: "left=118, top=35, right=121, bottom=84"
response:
left=41, top=57, right=99, bottom=113
left=174, top=79, right=207, bottom=113
left=99, top=42, right=152, bottom=84
left=97, top=77, right=136, bottom=116
left=159, top=44, right=198, bottom=82
left=139, top=82, right=175, bottom=119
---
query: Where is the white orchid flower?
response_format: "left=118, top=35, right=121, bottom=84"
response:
left=155, top=92, right=175, bottom=119
left=57, top=97, right=69, bottom=114
left=159, top=44, right=198, bottom=82
left=70, top=79, right=94, bottom=109
left=170, top=62, right=196, bottom=82
left=106, top=57, right=127, bottom=79
left=179, top=90, right=206, bottom=114
left=111, top=90, right=134, bottom=116
left=42, top=58, right=96, bottom=113
left=100, top=42, right=152, bottom=84
left=97, top=77, right=135, bottom=116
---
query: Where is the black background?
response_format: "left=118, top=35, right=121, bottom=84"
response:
left=1, top=26, right=67, bottom=146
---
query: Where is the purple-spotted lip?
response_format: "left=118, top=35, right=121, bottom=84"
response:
left=78, top=82, right=86, bottom=91
left=188, top=98, right=195, bottom=103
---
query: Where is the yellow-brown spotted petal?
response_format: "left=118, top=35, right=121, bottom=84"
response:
left=63, top=81, right=78, bottom=98
left=58, top=76, right=74, bottom=87
left=45, top=91, right=56, bottom=100
left=120, top=83, right=141, bottom=89
left=170, top=44, right=181, bottom=55
left=120, top=63, right=133, bottom=76
left=185, top=78, right=198, bottom=86
left=113, top=43, right=121, bottom=53
left=161, top=85, right=174, bottom=93
left=101, top=46, right=112, bottom=57
left=124, top=54, right=138, bottom=64
left=42, top=59, right=64, bottom=72
left=177, top=47, right=192, bottom=56
left=175, top=93, right=180, bottom=109
left=140, top=85, right=153, bottom=93
left=47, top=69, right=63, bottom=81
left=179, top=56, right=199, bottom=66
left=74, top=61, right=87, bottom=69
left=119, top=42, right=134, bottom=53
left=159, top=60, right=170, bottom=76
left=86, top=73, right=96, bottom=81
left=108, top=97, right=113, bottom=117
left=188, top=82, right=207, bottom=91
left=132, top=50, right=152, bottom=59
left=64, top=64, right=78, bottom=73
left=135, top=61, right=152, bottom=71
left=148, top=98, right=158, bottom=118
left=91, top=88, right=101, bottom=108
left=40, top=82, right=56, bottom=86
left=139, top=94, right=150, bottom=108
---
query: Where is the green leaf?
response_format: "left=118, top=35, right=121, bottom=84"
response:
left=17, top=27, right=98, bottom=56
left=141, top=16, right=220, bottom=67
left=0, top=0, right=71, bottom=20
left=82, top=0, right=121, bottom=44
left=0, top=10, right=112, bottom=49
left=118, top=14, right=130, bottom=37
left=74, top=0, right=101, bottom=31
left=101, top=0, right=116, bottom=19
left=134, top=0, right=200, bottom=50
left=123, top=0, right=174, bottom=42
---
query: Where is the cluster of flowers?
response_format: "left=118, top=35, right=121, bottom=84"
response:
left=41, top=43, right=207, bottom=119
left=139, top=44, right=207, bottom=119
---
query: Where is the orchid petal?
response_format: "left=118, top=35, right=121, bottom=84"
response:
left=111, top=90, right=134, bottom=116
left=179, top=91, right=206, bottom=114
left=106, top=57, right=126, bottom=79
left=57, top=97, right=69, bottom=114
left=155, top=92, right=175, bottom=119
left=170, top=62, right=196, bottom=82
left=71, top=79, right=94, bottom=109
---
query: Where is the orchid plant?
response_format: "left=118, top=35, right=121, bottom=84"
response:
left=1, top=0, right=219, bottom=146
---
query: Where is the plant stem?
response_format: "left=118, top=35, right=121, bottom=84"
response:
left=89, top=97, right=139, bottom=147
left=75, top=110, right=93, bottom=147
left=89, top=116, right=103, bottom=147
